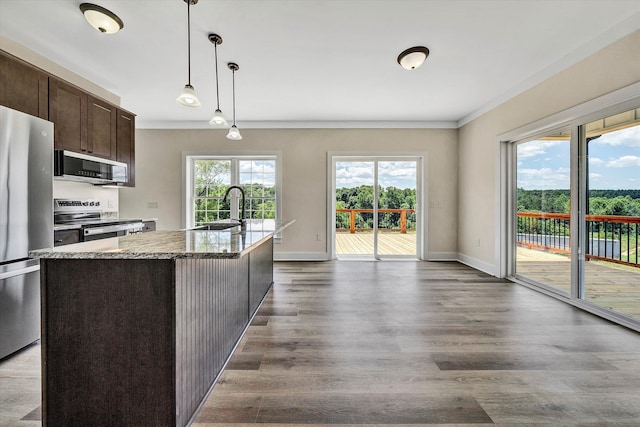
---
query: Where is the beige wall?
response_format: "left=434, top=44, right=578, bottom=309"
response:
left=119, top=128, right=458, bottom=258
left=457, top=30, right=640, bottom=274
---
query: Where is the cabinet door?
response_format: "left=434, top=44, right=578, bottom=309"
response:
left=87, top=96, right=116, bottom=159
left=54, top=229, right=80, bottom=246
left=49, top=78, right=87, bottom=152
left=0, top=51, right=48, bottom=119
left=116, top=109, right=135, bottom=186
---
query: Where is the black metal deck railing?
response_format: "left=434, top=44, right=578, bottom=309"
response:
left=517, top=212, right=639, bottom=268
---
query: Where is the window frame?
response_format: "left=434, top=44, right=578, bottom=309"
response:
left=183, top=152, right=282, bottom=230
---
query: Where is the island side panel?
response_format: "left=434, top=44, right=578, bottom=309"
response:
left=41, top=258, right=176, bottom=427
left=248, top=237, right=274, bottom=317
left=175, top=256, right=249, bottom=427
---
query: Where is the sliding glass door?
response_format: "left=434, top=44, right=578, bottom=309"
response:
left=583, top=111, right=640, bottom=320
left=507, top=104, right=640, bottom=327
left=334, top=157, right=420, bottom=259
left=514, top=130, right=572, bottom=295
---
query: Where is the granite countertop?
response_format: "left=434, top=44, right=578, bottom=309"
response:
left=34, top=220, right=294, bottom=260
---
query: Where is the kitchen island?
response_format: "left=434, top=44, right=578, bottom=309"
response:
left=30, top=220, right=293, bottom=427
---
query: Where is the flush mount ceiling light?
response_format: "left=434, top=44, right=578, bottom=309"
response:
left=208, top=33, right=228, bottom=127
left=176, top=0, right=201, bottom=107
left=226, top=63, right=242, bottom=141
left=397, top=46, right=430, bottom=70
left=79, top=3, right=123, bottom=34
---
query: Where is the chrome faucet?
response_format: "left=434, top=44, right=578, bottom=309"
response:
left=223, top=185, right=246, bottom=226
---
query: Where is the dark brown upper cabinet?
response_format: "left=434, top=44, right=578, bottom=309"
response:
left=0, top=51, right=48, bottom=119
left=88, top=96, right=117, bottom=159
left=2, top=50, right=136, bottom=186
left=116, top=109, right=136, bottom=187
left=49, top=77, right=88, bottom=153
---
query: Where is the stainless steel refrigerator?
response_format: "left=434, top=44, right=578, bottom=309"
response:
left=0, top=105, right=53, bottom=359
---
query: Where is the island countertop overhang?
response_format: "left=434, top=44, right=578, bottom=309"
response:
left=31, top=219, right=294, bottom=260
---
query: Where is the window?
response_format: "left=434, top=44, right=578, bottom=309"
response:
left=186, top=155, right=279, bottom=228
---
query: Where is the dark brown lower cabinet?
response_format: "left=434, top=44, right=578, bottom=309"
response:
left=40, top=237, right=273, bottom=426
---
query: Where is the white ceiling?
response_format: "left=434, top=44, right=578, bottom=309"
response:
left=1, top=0, right=639, bottom=129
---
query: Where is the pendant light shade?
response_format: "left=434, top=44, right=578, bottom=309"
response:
left=397, top=46, right=430, bottom=70
left=227, top=125, right=242, bottom=140
left=79, top=3, right=123, bottom=34
left=226, top=62, right=242, bottom=141
left=209, top=109, right=228, bottom=127
left=208, top=34, right=228, bottom=127
left=176, top=84, right=201, bottom=107
left=176, top=0, right=201, bottom=108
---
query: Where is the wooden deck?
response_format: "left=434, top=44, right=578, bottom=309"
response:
left=517, top=247, right=640, bottom=319
left=335, top=231, right=416, bottom=256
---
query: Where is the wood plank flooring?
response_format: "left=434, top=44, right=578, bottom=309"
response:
left=2, top=260, right=640, bottom=426
left=194, top=261, right=640, bottom=425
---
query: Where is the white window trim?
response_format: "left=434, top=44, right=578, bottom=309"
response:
left=182, top=151, right=282, bottom=230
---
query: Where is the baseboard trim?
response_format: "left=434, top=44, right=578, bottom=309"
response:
left=457, top=253, right=497, bottom=276
left=427, top=252, right=459, bottom=261
left=274, top=252, right=331, bottom=261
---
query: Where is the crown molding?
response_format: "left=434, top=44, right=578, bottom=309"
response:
left=135, top=120, right=459, bottom=130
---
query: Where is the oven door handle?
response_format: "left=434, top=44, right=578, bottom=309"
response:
left=83, top=223, right=144, bottom=236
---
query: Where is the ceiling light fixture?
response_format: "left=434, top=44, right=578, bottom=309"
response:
left=79, top=3, right=123, bottom=34
left=208, top=34, right=228, bottom=127
left=226, top=63, right=242, bottom=141
left=176, top=0, right=201, bottom=107
left=397, top=46, right=430, bottom=70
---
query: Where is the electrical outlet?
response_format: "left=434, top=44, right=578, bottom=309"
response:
left=316, top=233, right=322, bottom=241
left=476, top=238, right=481, bottom=247
left=147, top=201, right=159, bottom=209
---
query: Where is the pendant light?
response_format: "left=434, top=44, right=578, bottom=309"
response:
left=79, top=3, right=123, bottom=34
left=176, top=0, right=201, bottom=107
left=208, top=34, right=228, bottom=127
left=226, top=62, right=242, bottom=140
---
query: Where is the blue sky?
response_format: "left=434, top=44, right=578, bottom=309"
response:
left=517, top=126, right=640, bottom=190
left=336, top=161, right=417, bottom=189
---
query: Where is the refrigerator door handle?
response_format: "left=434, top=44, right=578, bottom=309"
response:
left=0, top=264, right=40, bottom=280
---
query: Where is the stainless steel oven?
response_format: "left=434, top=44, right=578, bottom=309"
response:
left=82, top=221, right=145, bottom=241
left=54, top=198, right=144, bottom=244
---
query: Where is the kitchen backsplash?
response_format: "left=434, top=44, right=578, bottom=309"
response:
left=53, top=180, right=119, bottom=217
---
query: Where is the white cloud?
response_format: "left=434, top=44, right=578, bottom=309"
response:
left=606, top=155, right=640, bottom=168
left=591, top=126, right=640, bottom=147
left=517, top=167, right=569, bottom=189
left=517, top=140, right=563, bottom=159
left=589, top=157, right=605, bottom=165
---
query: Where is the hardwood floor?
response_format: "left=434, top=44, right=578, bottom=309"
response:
left=2, top=260, right=640, bottom=426
left=194, top=261, right=640, bottom=425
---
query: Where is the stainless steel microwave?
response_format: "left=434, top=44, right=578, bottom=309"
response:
left=54, top=150, right=127, bottom=185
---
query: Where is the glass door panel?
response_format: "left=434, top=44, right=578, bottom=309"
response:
left=335, top=161, right=375, bottom=256
left=376, top=160, right=417, bottom=257
left=515, top=133, right=571, bottom=294
left=583, top=110, right=640, bottom=319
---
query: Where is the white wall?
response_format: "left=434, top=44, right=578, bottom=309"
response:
left=119, top=128, right=458, bottom=258
left=457, top=30, right=640, bottom=275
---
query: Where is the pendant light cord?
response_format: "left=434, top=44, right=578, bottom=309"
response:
left=232, top=68, right=236, bottom=125
left=215, top=42, right=220, bottom=110
left=187, top=1, right=192, bottom=86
